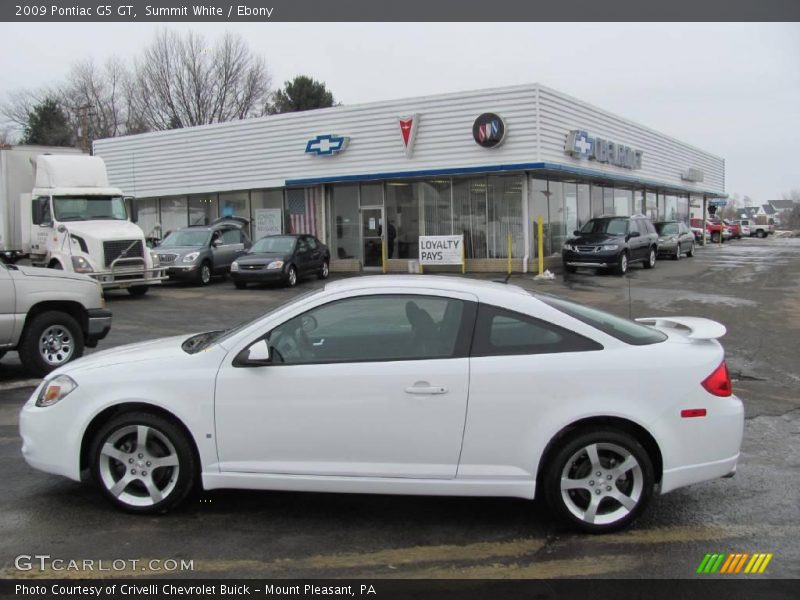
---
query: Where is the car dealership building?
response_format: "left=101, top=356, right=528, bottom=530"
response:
left=94, top=83, right=726, bottom=273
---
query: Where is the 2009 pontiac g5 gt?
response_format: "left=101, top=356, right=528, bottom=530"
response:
left=20, top=276, right=744, bottom=533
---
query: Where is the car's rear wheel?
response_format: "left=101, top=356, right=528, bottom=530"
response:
left=544, top=429, right=654, bottom=533
left=711, top=232, right=720, bottom=243
left=318, top=260, right=330, bottom=280
left=756, top=230, right=766, bottom=239
left=286, top=265, right=298, bottom=287
left=614, top=252, right=628, bottom=276
left=644, top=247, right=656, bottom=269
left=90, top=412, right=197, bottom=514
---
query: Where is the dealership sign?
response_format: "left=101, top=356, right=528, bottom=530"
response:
left=419, top=235, right=464, bottom=265
left=473, top=113, right=506, bottom=148
left=566, top=130, right=643, bottom=170
left=398, top=114, right=419, bottom=157
left=305, top=134, right=349, bottom=156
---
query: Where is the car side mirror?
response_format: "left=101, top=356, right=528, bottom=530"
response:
left=573, top=230, right=581, bottom=236
left=234, top=339, right=271, bottom=367
left=212, top=238, right=223, bottom=248
left=125, top=196, right=138, bottom=223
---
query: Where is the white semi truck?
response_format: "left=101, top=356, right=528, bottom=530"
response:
left=0, top=146, right=164, bottom=296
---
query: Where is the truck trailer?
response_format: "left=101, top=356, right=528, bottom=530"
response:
left=0, top=145, right=165, bottom=295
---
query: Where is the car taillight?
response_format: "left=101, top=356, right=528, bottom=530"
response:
left=701, top=361, right=732, bottom=397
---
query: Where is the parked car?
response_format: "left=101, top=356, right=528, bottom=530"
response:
left=723, top=220, right=742, bottom=239
left=0, top=261, right=111, bottom=376
left=654, top=221, right=695, bottom=260
left=19, top=276, right=744, bottom=533
left=230, top=234, right=330, bottom=289
left=155, top=217, right=250, bottom=286
left=690, top=218, right=726, bottom=243
left=732, top=220, right=751, bottom=237
left=562, top=215, right=659, bottom=276
left=735, top=218, right=773, bottom=238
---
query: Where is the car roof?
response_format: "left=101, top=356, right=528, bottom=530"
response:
left=325, top=275, right=531, bottom=299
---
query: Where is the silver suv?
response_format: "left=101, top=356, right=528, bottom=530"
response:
left=154, top=217, right=251, bottom=286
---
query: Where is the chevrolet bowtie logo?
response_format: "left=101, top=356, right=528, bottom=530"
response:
left=305, top=134, right=349, bottom=156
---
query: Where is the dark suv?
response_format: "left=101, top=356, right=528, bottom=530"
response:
left=562, top=215, right=659, bottom=276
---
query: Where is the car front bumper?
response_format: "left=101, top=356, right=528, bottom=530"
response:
left=562, top=248, right=621, bottom=269
left=85, top=308, right=112, bottom=347
left=230, top=268, right=286, bottom=283
left=166, top=264, right=201, bottom=280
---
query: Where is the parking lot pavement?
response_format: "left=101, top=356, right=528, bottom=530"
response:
left=1, top=237, right=798, bottom=578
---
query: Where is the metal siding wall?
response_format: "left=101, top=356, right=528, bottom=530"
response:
left=536, top=86, right=724, bottom=194
left=94, top=83, right=724, bottom=198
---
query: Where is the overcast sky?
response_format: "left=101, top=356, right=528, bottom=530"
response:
left=1, top=22, right=798, bottom=201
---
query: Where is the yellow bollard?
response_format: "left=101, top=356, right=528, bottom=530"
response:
left=507, top=233, right=512, bottom=274
left=537, top=216, right=544, bottom=275
left=381, top=239, right=387, bottom=274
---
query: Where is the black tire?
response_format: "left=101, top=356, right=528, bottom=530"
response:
left=686, top=243, right=695, bottom=258
left=234, top=281, right=247, bottom=290
left=673, top=245, right=680, bottom=260
left=49, top=260, right=63, bottom=270
left=643, top=247, right=656, bottom=269
left=127, top=286, right=149, bottom=297
left=18, top=311, right=85, bottom=377
left=317, top=260, right=330, bottom=280
left=0, top=350, right=6, bottom=361
left=89, top=411, right=197, bottom=514
left=711, top=232, right=720, bottom=243
left=614, top=252, right=629, bottom=276
left=285, top=264, right=298, bottom=287
left=543, top=428, right=655, bottom=534
left=197, top=261, right=212, bottom=286
left=564, top=264, right=577, bottom=274
left=756, top=230, right=766, bottom=239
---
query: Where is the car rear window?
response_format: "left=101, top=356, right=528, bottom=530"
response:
left=536, top=294, right=667, bottom=346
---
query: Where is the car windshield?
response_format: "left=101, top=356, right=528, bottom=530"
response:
left=536, top=294, right=667, bottom=346
left=656, top=223, right=679, bottom=235
left=580, top=218, right=628, bottom=235
left=159, top=230, right=210, bottom=248
left=251, top=236, right=296, bottom=254
left=53, top=196, right=128, bottom=221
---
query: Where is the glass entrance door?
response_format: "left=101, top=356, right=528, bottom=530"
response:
left=361, top=207, right=384, bottom=269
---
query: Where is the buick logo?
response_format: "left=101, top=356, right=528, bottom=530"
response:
left=472, top=113, right=506, bottom=148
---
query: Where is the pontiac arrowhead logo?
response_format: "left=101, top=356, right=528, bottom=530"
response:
left=398, top=114, right=419, bottom=157
left=305, top=134, right=349, bottom=156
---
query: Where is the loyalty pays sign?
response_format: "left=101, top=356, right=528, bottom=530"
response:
left=419, top=235, right=464, bottom=265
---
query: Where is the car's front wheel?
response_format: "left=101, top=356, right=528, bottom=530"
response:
left=18, top=311, right=85, bottom=377
left=318, top=260, right=330, bottom=280
left=614, top=252, right=628, bottom=276
left=90, top=412, right=197, bottom=514
left=544, top=429, right=654, bottom=533
left=197, top=261, right=212, bottom=286
left=286, top=265, right=298, bottom=287
left=686, top=243, right=695, bottom=257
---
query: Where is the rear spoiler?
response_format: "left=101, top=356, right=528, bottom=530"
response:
left=635, top=317, right=726, bottom=340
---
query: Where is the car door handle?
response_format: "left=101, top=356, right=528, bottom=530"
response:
left=312, top=338, right=325, bottom=347
left=404, top=384, right=448, bottom=395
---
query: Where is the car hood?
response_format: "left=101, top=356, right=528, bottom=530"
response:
left=237, top=252, right=289, bottom=263
left=52, top=335, right=196, bottom=375
left=12, top=264, right=96, bottom=284
left=567, top=233, right=624, bottom=245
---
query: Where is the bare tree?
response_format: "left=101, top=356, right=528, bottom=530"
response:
left=132, top=29, right=271, bottom=130
left=0, top=88, right=47, bottom=139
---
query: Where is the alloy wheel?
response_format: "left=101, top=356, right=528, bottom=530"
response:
left=201, top=264, right=211, bottom=285
left=288, top=267, right=297, bottom=286
left=39, top=326, right=74, bottom=366
left=98, top=424, right=180, bottom=508
left=559, top=442, right=644, bottom=526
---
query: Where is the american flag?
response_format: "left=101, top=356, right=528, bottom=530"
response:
left=287, top=187, right=319, bottom=237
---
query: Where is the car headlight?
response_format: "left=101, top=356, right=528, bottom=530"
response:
left=230, top=261, right=239, bottom=272
left=70, top=255, right=93, bottom=273
left=36, top=375, right=78, bottom=407
left=563, top=243, right=573, bottom=251
left=183, top=252, right=200, bottom=263
left=150, top=251, right=160, bottom=267
left=602, top=244, right=619, bottom=251
left=267, top=261, right=284, bottom=270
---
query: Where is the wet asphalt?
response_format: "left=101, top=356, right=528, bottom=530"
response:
left=0, top=236, right=798, bottom=579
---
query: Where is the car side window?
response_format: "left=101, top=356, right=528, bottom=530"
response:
left=221, top=229, right=240, bottom=245
left=472, top=304, right=602, bottom=357
left=267, top=295, right=472, bottom=365
left=644, top=220, right=657, bottom=235
left=297, top=238, right=310, bottom=253
left=306, top=237, right=318, bottom=250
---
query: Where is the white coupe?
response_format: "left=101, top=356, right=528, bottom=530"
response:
left=20, top=276, right=744, bottom=533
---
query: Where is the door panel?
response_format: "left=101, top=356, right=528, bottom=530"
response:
left=0, top=267, right=15, bottom=344
left=214, top=359, right=469, bottom=478
left=361, top=208, right=383, bottom=269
